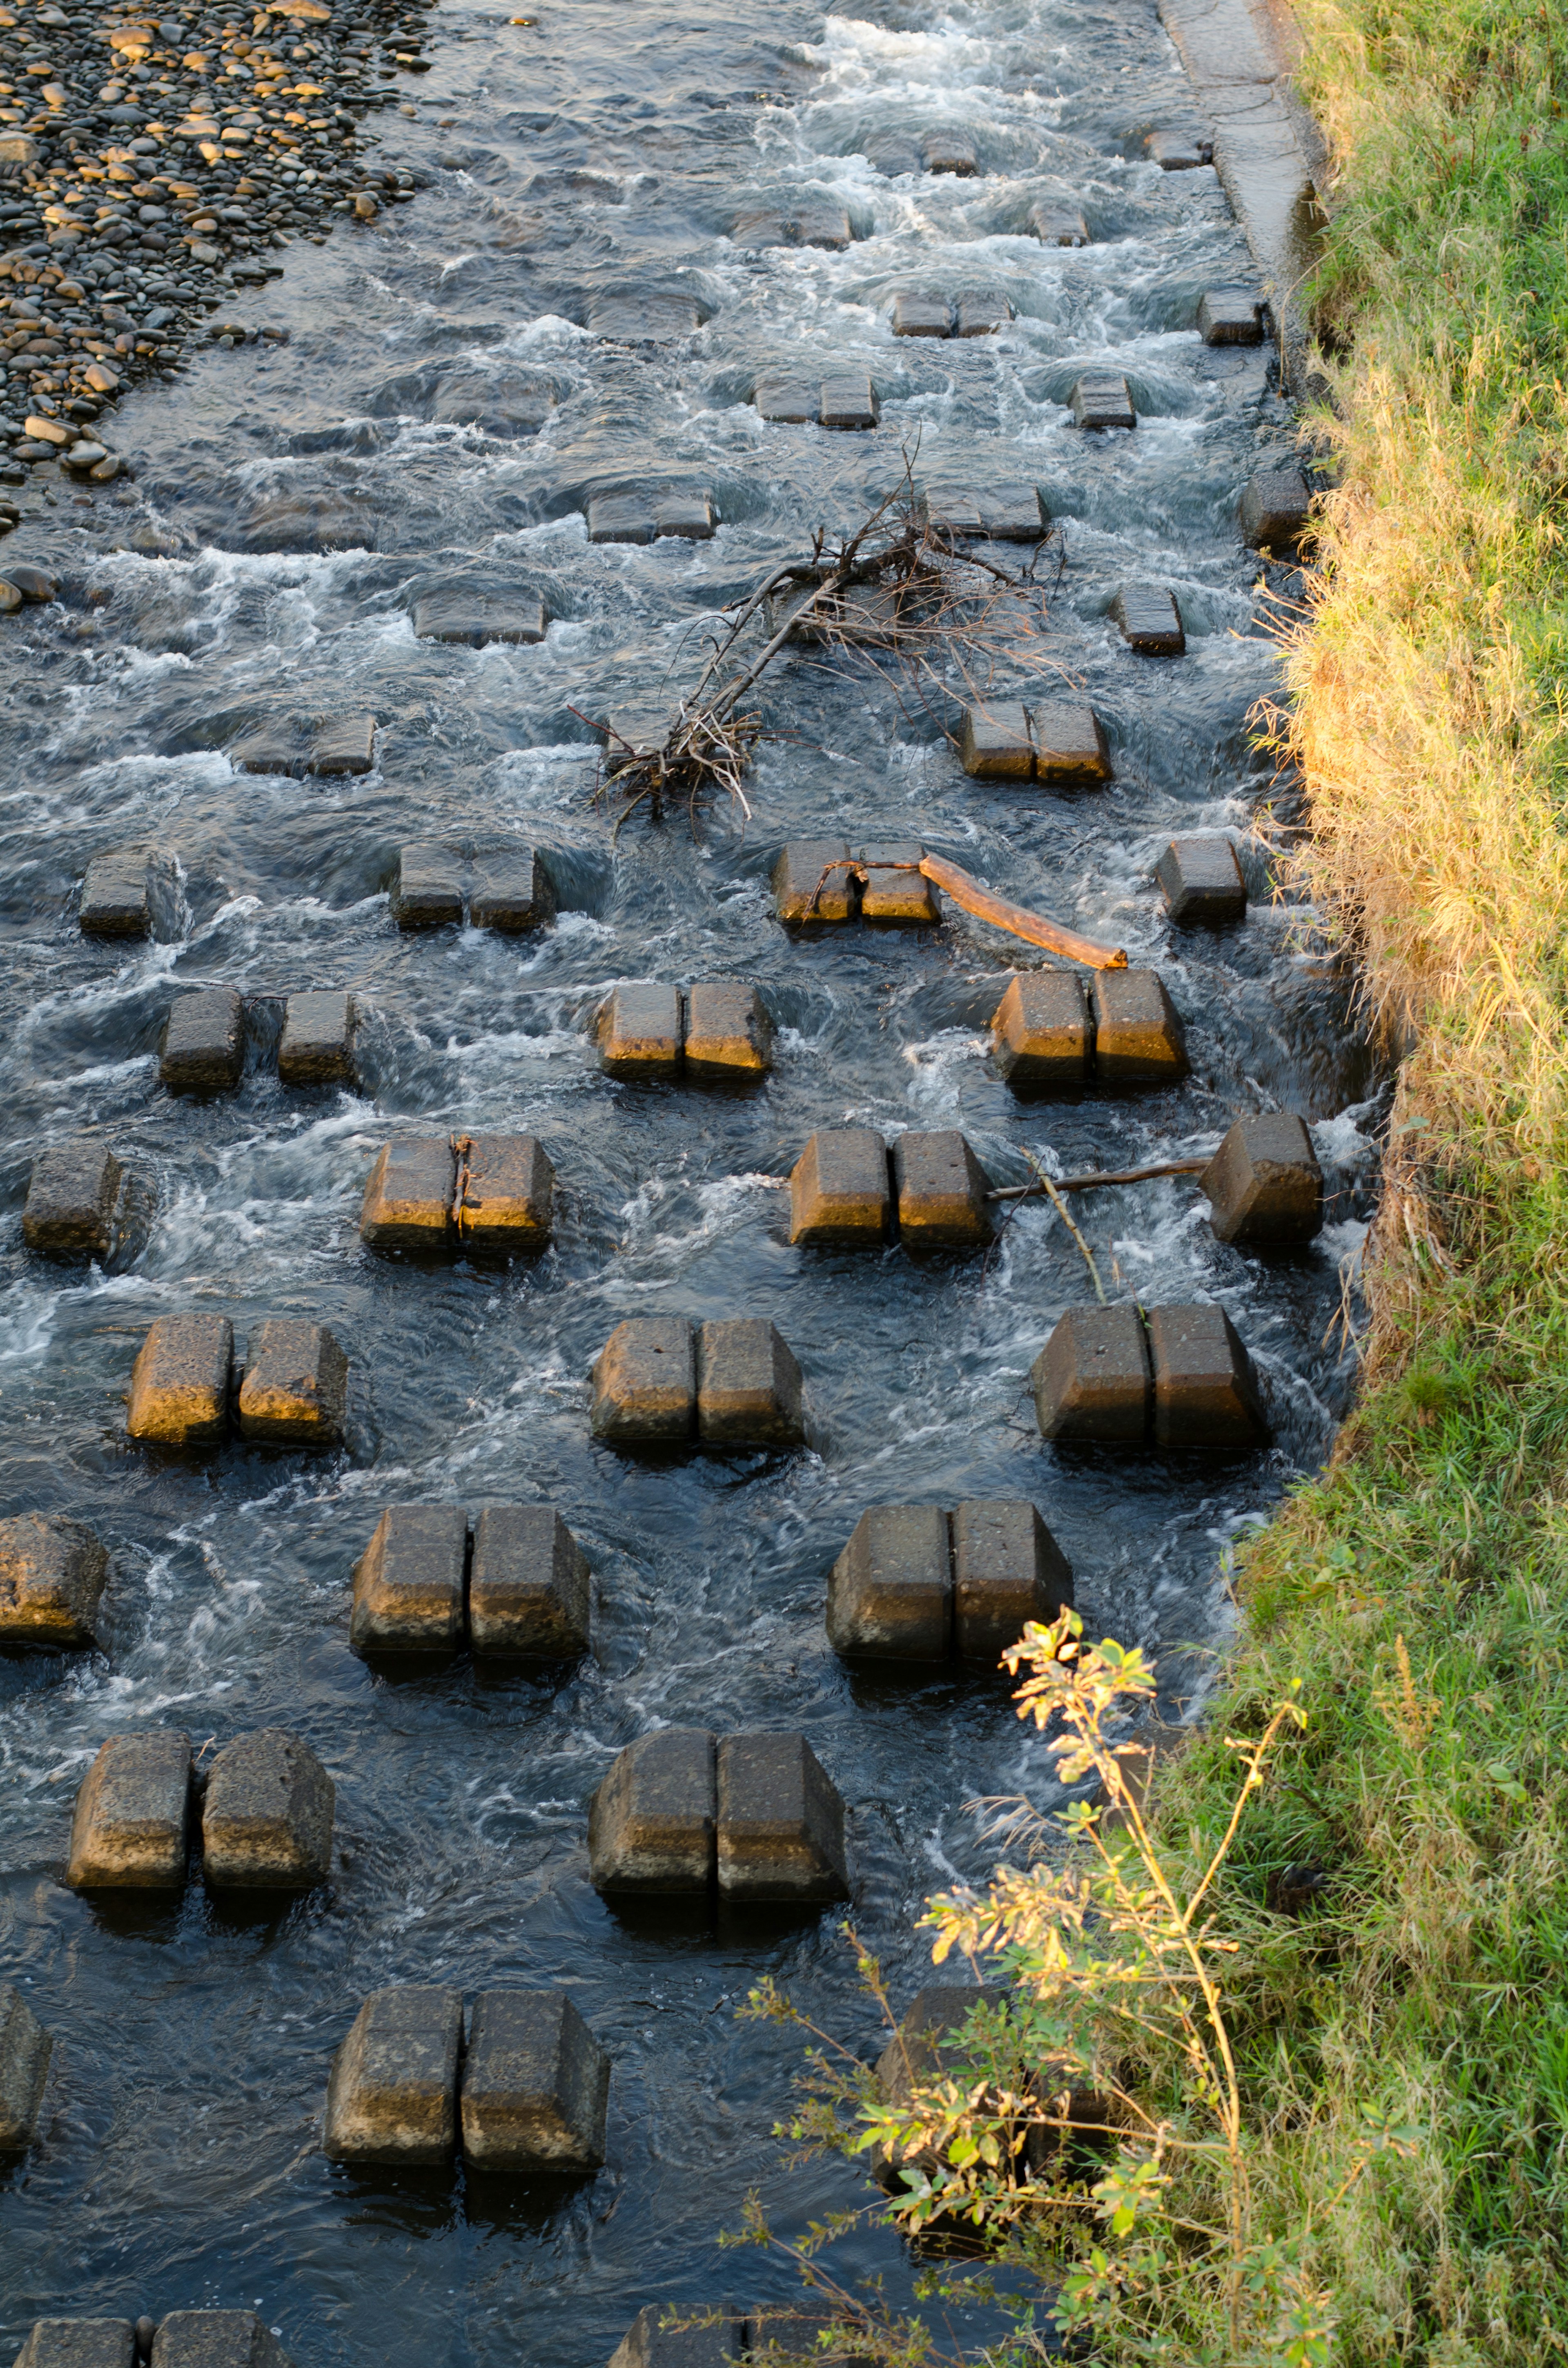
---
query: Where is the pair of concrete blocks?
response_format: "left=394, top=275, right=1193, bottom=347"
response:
left=1198, top=288, right=1264, bottom=345
left=755, top=372, right=878, bottom=429
left=351, top=1504, right=592, bottom=1659
left=1071, top=372, right=1136, bottom=430
left=325, top=1985, right=609, bottom=2172
left=65, top=1728, right=333, bottom=1890
left=359, top=1133, right=554, bottom=1258
left=588, top=1729, right=849, bottom=1901
left=126, top=1314, right=348, bottom=1450
left=960, top=699, right=1112, bottom=782
left=586, top=489, right=716, bottom=544
left=890, top=291, right=1009, bottom=339
left=591, top=1318, right=804, bottom=1450
left=1241, top=467, right=1312, bottom=553
left=789, top=1128, right=993, bottom=1250
left=231, top=714, right=376, bottom=778
left=597, top=983, right=773, bottom=1081
left=79, top=846, right=180, bottom=940
left=828, top=1499, right=1072, bottom=1664
left=160, top=988, right=357, bottom=1094
left=1, top=1983, right=51, bottom=2154
left=13, top=2319, right=291, bottom=2368
left=733, top=201, right=851, bottom=250
left=772, top=839, right=936, bottom=926
left=920, top=483, right=1047, bottom=542
left=0, top=1514, right=109, bottom=1652
left=1111, top=586, right=1184, bottom=655
left=990, top=969, right=1189, bottom=1090
left=1156, top=835, right=1247, bottom=923
left=23, top=1143, right=145, bottom=1264
left=1033, top=1302, right=1267, bottom=1449
left=392, top=842, right=555, bottom=932
left=412, top=586, right=548, bottom=645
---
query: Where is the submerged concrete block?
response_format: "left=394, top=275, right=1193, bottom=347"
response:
left=308, top=715, right=376, bottom=776
left=1032, top=1306, right=1151, bottom=1444
left=791, top=199, right=852, bottom=248
left=927, top=483, right=1045, bottom=540
left=1241, top=467, right=1311, bottom=551
left=684, top=981, right=774, bottom=1078
left=856, top=839, right=936, bottom=924
left=460, top=1989, right=610, bottom=2172
left=1147, top=126, right=1210, bottom=169
left=456, top=1134, right=555, bottom=1258
left=278, top=991, right=356, bottom=1087
left=892, top=1130, right=993, bottom=1249
left=960, top=700, right=1033, bottom=779
left=149, top=2318, right=290, bottom=2368
left=589, top=294, right=702, bottom=341
left=324, top=1986, right=462, bottom=2165
left=127, top=1313, right=234, bottom=1446
left=393, top=843, right=464, bottom=929
left=891, top=292, right=951, bottom=338
left=697, top=1318, right=804, bottom=1447
left=1200, top=1115, right=1323, bottom=1247
left=470, top=847, right=555, bottom=932
left=1147, top=1303, right=1267, bottom=1449
left=361, top=1138, right=457, bottom=1255
left=236, top=1320, right=348, bottom=1448
left=755, top=372, right=818, bottom=425
left=921, top=128, right=977, bottom=174
left=23, top=1144, right=122, bottom=1260
left=608, top=2305, right=742, bottom=2368
left=201, top=1728, right=334, bottom=1890
left=0, top=1984, right=52, bottom=2153
left=80, top=847, right=178, bottom=940
left=773, top=839, right=854, bottom=923
left=657, top=491, right=717, bottom=540
left=717, top=1733, right=849, bottom=1902
left=789, top=1129, right=891, bottom=1247
left=0, top=1514, right=108, bottom=1651
left=1090, top=970, right=1189, bottom=1083
left=66, top=1730, right=192, bottom=1889
left=1070, top=372, right=1136, bottom=430
left=1198, top=288, right=1263, bottom=345
left=827, top=1504, right=952, bottom=1661
left=952, top=1499, right=1073, bottom=1662
left=160, top=988, right=244, bottom=1095
left=820, top=372, right=878, bottom=430
left=991, top=973, right=1091, bottom=1092
left=1032, top=700, right=1112, bottom=781
left=469, top=1506, right=590, bottom=1659
left=412, top=588, right=548, bottom=645
left=1111, top=586, right=1184, bottom=655
left=350, top=1503, right=468, bottom=1656
left=591, top=1317, right=696, bottom=1445
left=588, top=492, right=657, bottom=545
left=588, top=1727, right=717, bottom=1893
left=599, top=985, right=684, bottom=1079
left=1155, top=835, right=1246, bottom=923
left=1028, top=198, right=1089, bottom=245
left=12, top=2329, right=132, bottom=2368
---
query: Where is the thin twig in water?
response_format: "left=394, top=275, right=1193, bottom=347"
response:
left=1024, top=1149, right=1107, bottom=1302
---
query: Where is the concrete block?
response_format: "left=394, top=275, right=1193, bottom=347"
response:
left=160, top=988, right=244, bottom=1095
left=1031, top=1307, right=1150, bottom=1443
left=876, top=1984, right=998, bottom=2104
left=229, top=722, right=299, bottom=777
left=1240, top=467, right=1311, bottom=551
left=601, top=710, right=671, bottom=765
left=772, top=839, right=854, bottom=924
left=867, top=132, right=924, bottom=176
left=1070, top=372, right=1136, bottom=430
left=697, top=1318, right=804, bottom=1447
left=1028, top=198, right=1089, bottom=245
left=0, top=1984, right=52, bottom=2152
left=826, top=1504, right=951, bottom=1661
left=350, top=1504, right=469, bottom=1657
left=360, top=1138, right=457, bottom=1255
left=589, top=294, right=702, bottom=340
left=460, top=1989, right=610, bottom=2172
left=820, top=373, right=878, bottom=430
left=470, top=848, right=555, bottom=932
left=1091, top=970, right=1189, bottom=1083
left=393, top=843, right=463, bottom=929
left=990, top=973, right=1091, bottom=1093
left=608, top=2306, right=742, bottom=2368
left=307, top=715, right=376, bottom=776
left=921, top=129, right=977, bottom=174
left=855, top=840, right=937, bottom=924
left=66, top=1731, right=192, bottom=1889
left=1198, top=288, right=1263, bottom=345
left=412, top=588, right=548, bottom=645
left=236, top=1320, right=348, bottom=1448
left=588, top=493, right=656, bottom=544
left=599, top=984, right=684, bottom=1078
left=1147, top=1303, right=1267, bottom=1449
left=1156, top=835, right=1246, bottom=924
left=788, top=1129, right=890, bottom=1247
left=278, top=991, right=356, bottom=1087
left=755, top=372, right=817, bottom=425
left=0, top=1514, right=108, bottom=1651
left=469, top=1506, right=590, bottom=1659
left=656, top=492, right=717, bottom=540
left=127, top=1314, right=234, bottom=1447
left=1147, top=127, right=1209, bottom=169
left=80, top=847, right=179, bottom=940
left=791, top=200, right=852, bottom=248
left=892, top=1130, right=993, bottom=1249
left=960, top=699, right=1033, bottom=779
left=323, top=1985, right=463, bottom=2165
left=23, top=1144, right=123, bottom=1260
left=201, top=1728, right=334, bottom=1889
left=12, top=2330, right=131, bottom=2368
left=149, top=2319, right=290, bottom=2368
left=891, top=292, right=951, bottom=338
left=927, top=486, right=1045, bottom=542
left=1200, top=1114, right=1323, bottom=1247
left=684, top=981, right=773, bottom=1078
left=1032, top=701, right=1112, bottom=782
left=717, top=1732, right=849, bottom=1902
left=732, top=205, right=790, bottom=247
left=1111, top=586, right=1185, bottom=655
left=456, top=1134, right=555, bottom=1258
left=591, top=1317, right=696, bottom=1445
left=955, top=292, right=1011, bottom=337
left=588, top=1728, right=717, bottom=1893
left=952, top=1499, right=1073, bottom=1663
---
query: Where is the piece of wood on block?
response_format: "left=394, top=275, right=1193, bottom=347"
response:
left=360, top=1137, right=457, bottom=1255
left=80, top=847, right=179, bottom=940
left=469, top=846, right=555, bottom=932
left=1111, top=586, right=1184, bottom=655
left=755, top=372, right=818, bottom=424
left=1028, top=198, right=1089, bottom=245
left=588, top=1727, right=717, bottom=1894
left=323, top=1986, right=463, bottom=2166
left=951, top=1498, right=1073, bottom=1663
left=278, top=991, right=356, bottom=1087
left=1241, top=466, right=1312, bottom=551
left=151, top=2320, right=290, bottom=2368
left=307, top=715, right=376, bottom=776
left=1197, top=287, right=1263, bottom=345
left=820, top=372, right=878, bottom=430
left=12, top=2328, right=134, bottom=2368
left=1031, top=700, right=1112, bottom=782
left=0, top=1985, right=52, bottom=2154
left=717, top=1732, right=849, bottom=1902
left=1147, top=126, right=1210, bottom=169
left=609, top=2306, right=743, bottom=2368
left=23, top=1144, right=122, bottom=1260
left=0, top=1514, right=108, bottom=1652
left=893, top=1130, right=993, bottom=1249
left=772, top=838, right=854, bottom=924
left=1091, top=969, right=1189, bottom=1082
left=66, top=1730, right=192, bottom=1889
left=696, top=1318, right=804, bottom=1447
left=1200, top=1113, right=1323, bottom=1247
left=469, top=1505, right=590, bottom=1658
left=856, top=838, right=936, bottom=923
left=955, top=292, right=1011, bottom=337
left=457, top=1134, right=555, bottom=1258
left=393, top=844, right=464, bottom=929
left=1032, top=1305, right=1151, bottom=1444
left=789, top=1128, right=890, bottom=1247
left=991, top=972, right=1091, bottom=1093
left=460, top=1989, right=610, bottom=2172
left=791, top=199, right=852, bottom=248
left=921, top=128, right=977, bottom=174
left=598, top=984, right=684, bottom=1079
left=827, top=1503, right=952, bottom=1661
left=1069, top=371, right=1136, bottom=430
left=1155, top=834, right=1246, bottom=923
left=960, top=698, right=1033, bottom=778
left=201, top=1729, right=334, bottom=1890
left=891, top=291, right=952, bottom=338
left=684, top=981, right=773, bottom=1078
left=411, top=588, right=548, bottom=645
left=587, top=492, right=657, bottom=545
left=127, top=1313, right=234, bottom=1446
left=350, top=1504, right=469, bottom=1657
left=655, top=491, right=717, bottom=539
left=160, top=987, right=244, bottom=1095
left=1147, top=1303, right=1267, bottom=1449
left=591, top=1316, right=696, bottom=1445
left=236, top=1320, right=348, bottom=1448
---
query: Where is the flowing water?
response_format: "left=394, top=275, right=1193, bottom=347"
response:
left=0, top=0, right=1378, bottom=2358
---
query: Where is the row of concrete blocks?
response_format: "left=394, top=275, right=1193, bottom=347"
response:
left=11, top=2318, right=287, bottom=2368
left=596, top=981, right=773, bottom=1079
left=359, top=1133, right=554, bottom=1256
left=351, top=1503, right=592, bottom=1659
left=772, top=832, right=1246, bottom=928
left=1034, top=1301, right=1267, bottom=1449
left=751, top=368, right=1137, bottom=432
left=62, top=1728, right=332, bottom=1891
left=126, top=1316, right=347, bottom=1449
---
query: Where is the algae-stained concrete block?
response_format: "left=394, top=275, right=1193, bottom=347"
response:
left=921, top=128, right=977, bottom=174
left=66, top=1730, right=192, bottom=1889
left=856, top=840, right=936, bottom=924
left=1197, top=287, right=1263, bottom=345
left=160, top=988, right=244, bottom=1095
left=820, top=372, right=878, bottom=430
left=1091, top=970, right=1188, bottom=1083
left=457, top=1134, right=555, bottom=1258
left=149, top=2317, right=291, bottom=2368
left=0, top=1984, right=53, bottom=2152
left=237, top=1320, right=348, bottom=1448
left=892, top=1130, right=993, bottom=1249
left=960, top=699, right=1033, bottom=779
left=1031, top=700, right=1112, bottom=781
left=1200, top=1115, right=1323, bottom=1248
left=360, top=1138, right=457, bottom=1255
left=324, top=1985, right=463, bottom=2166
left=587, top=492, right=657, bottom=544
left=891, top=292, right=952, bottom=338
left=23, top=1144, right=123, bottom=1260
left=461, top=1989, right=610, bottom=2172
left=789, top=1129, right=890, bottom=1248
left=80, top=847, right=179, bottom=941
left=1240, top=467, right=1311, bottom=552
left=717, top=1732, right=849, bottom=1902
left=1147, top=126, right=1209, bottom=168
left=655, top=491, right=717, bottom=540
left=1111, top=586, right=1185, bottom=655
left=470, top=847, right=555, bottom=932
left=772, top=839, right=854, bottom=923
left=1155, top=835, right=1247, bottom=924
left=827, top=1503, right=952, bottom=1661
left=307, top=714, right=376, bottom=776
left=755, top=372, right=818, bottom=425
left=350, top=1504, right=468, bottom=1656
left=684, top=981, right=774, bottom=1079
left=469, top=1506, right=590, bottom=1659
left=1070, top=371, right=1136, bottom=430
left=127, top=1313, right=234, bottom=1447
left=0, top=1514, right=108, bottom=1651
left=923, top=486, right=984, bottom=536
left=990, top=973, right=1091, bottom=1093
left=278, top=992, right=356, bottom=1086
left=951, top=1499, right=1073, bottom=1663
left=1032, top=1306, right=1151, bottom=1444
left=1147, top=1303, right=1267, bottom=1449
left=13, top=2328, right=132, bottom=2368
left=411, top=588, right=548, bottom=645
left=393, top=843, right=464, bottom=929
left=588, top=1727, right=717, bottom=1893
left=608, top=2304, right=742, bottom=2368
left=956, top=292, right=1011, bottom=337
left=599, top=984, right=684, bottom=1078
left=201, top=1728, right=334, bottom=1889
left=591, top=1317, right=697, bottom=1446
left=697, top=1318, right=804, bottom=1447
left=1028, top=198, right=1089, bottom=245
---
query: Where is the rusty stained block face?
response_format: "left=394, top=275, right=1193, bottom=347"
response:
left=695, top=1318, right=804, bottom=1447
left=1090, top=969, right=1189, bottom=1082
left=951, top=1498, right=1074, bottom=1663
left=236, top=1320, right=348, bottom=1449
left=990, top=972, right=1092, bottom=1093
left=597, top=984, right=684, bottom=1078
left=716, top=1732, right=849, bottom=1902
left=468, top=1506, right=592, bottom=1659
left=855, top=840, right=937, bottom=924
left=455, top=1135, right=555, bottom=1258
left=360, top=1139, right=457, bottom=1254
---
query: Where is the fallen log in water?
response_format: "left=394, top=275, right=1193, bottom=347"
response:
left=803, top=854, right=1128, bottom=970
